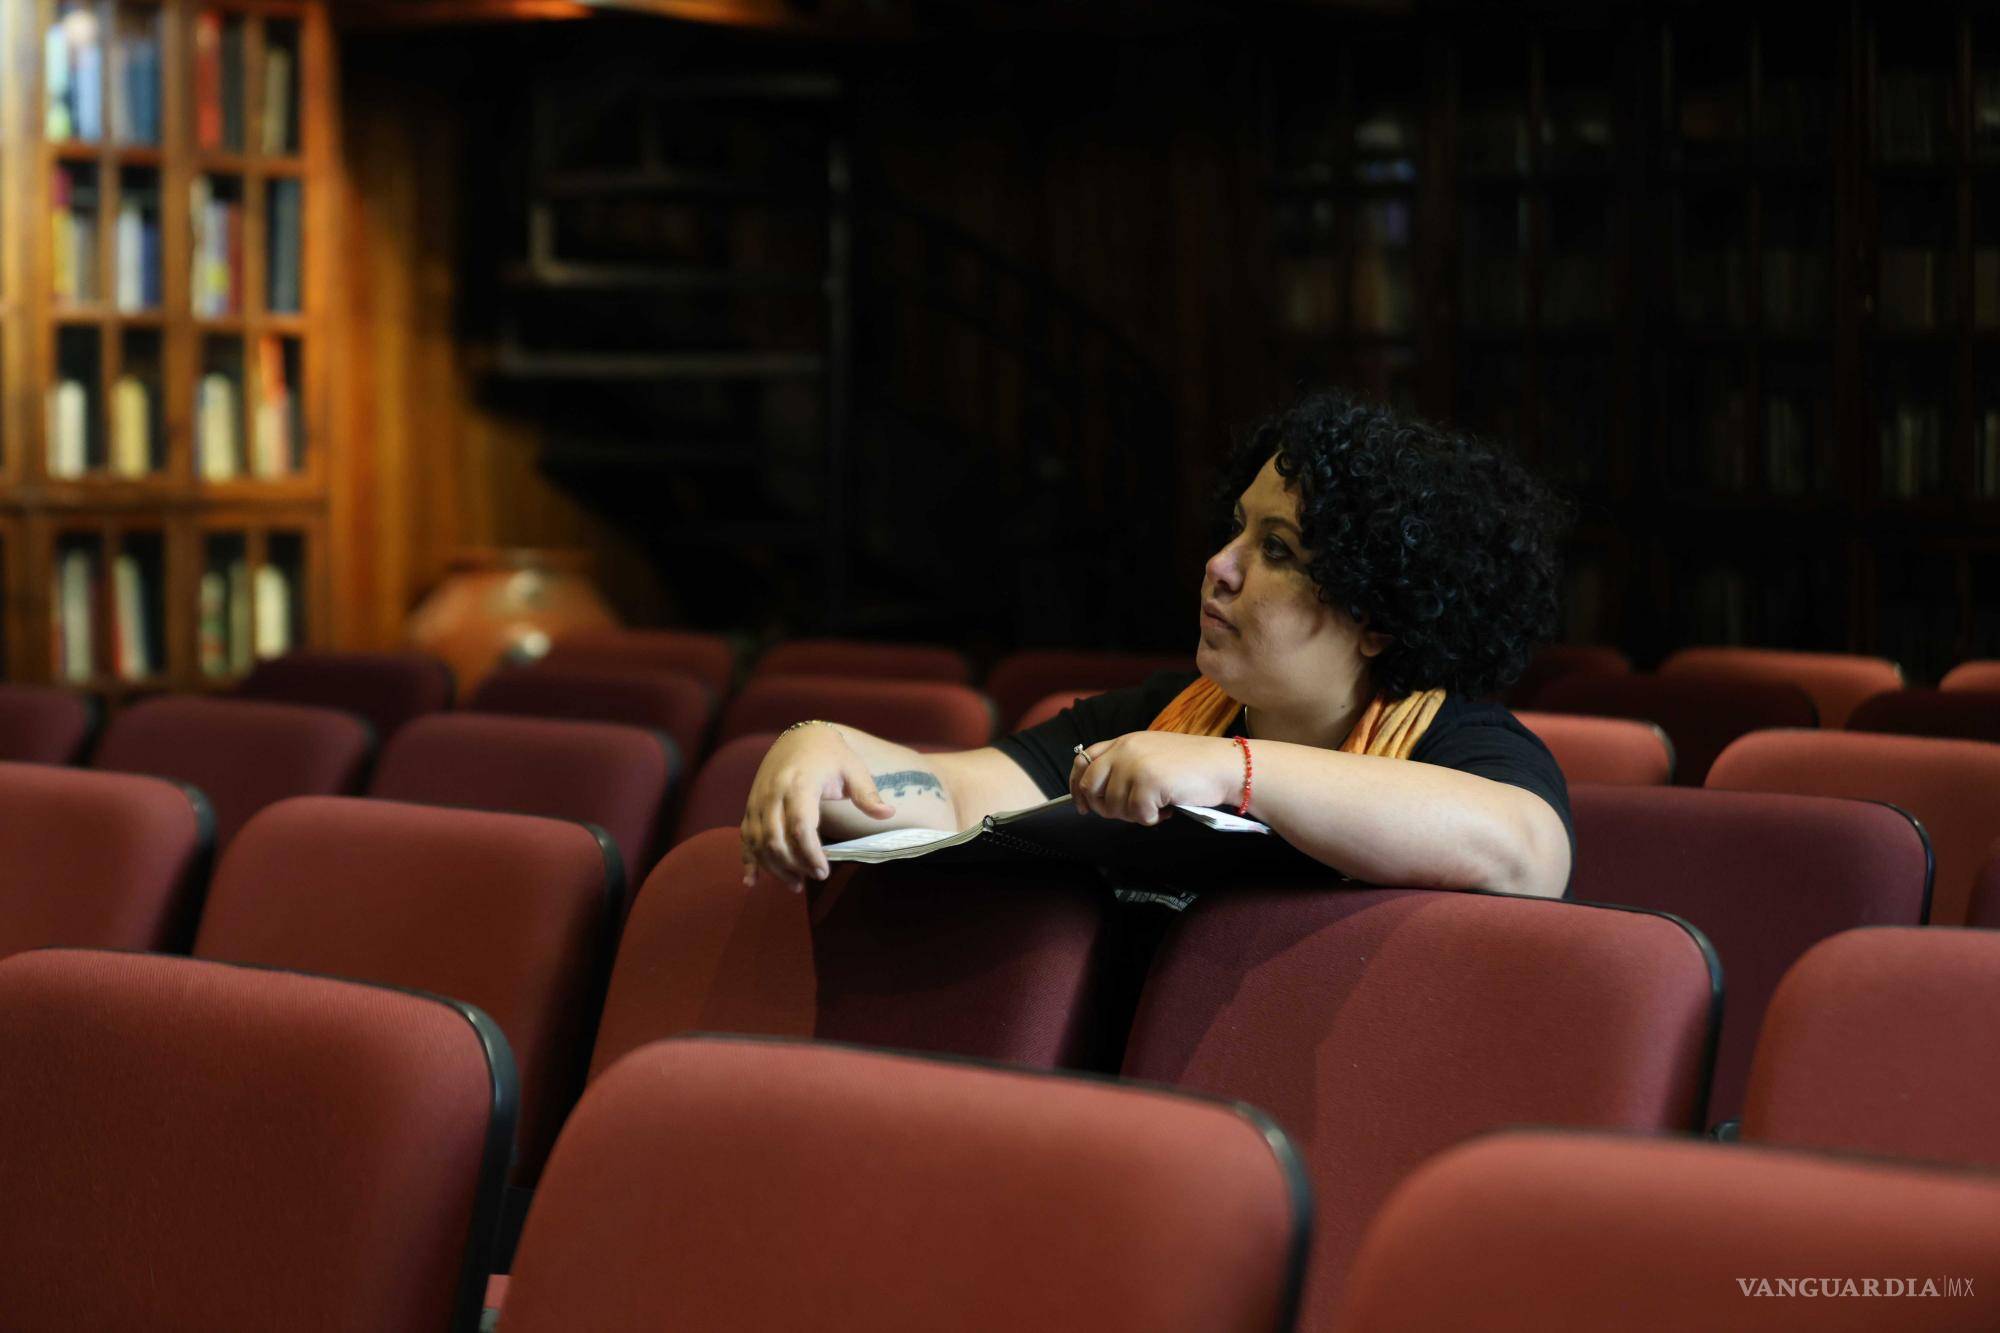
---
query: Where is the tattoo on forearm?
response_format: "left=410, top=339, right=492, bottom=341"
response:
left=873, top=770, right=946, bottom=801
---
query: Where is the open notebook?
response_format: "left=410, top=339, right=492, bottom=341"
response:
left=823, top=795, right=1294, bottom=869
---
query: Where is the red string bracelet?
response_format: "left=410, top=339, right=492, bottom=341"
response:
left=1232, top=735, right=1254, bottom=816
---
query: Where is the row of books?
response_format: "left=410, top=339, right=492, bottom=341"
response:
left=191, top=178, right=242, bottom=316
left=46, top=345, right=299, bottom=480
left=48, top=374, right=156, bottom=478
left=200, top=560, right=294, bottom=676
left=194, top=12, right=295, bottom=155
left=52, top=547, right=155, bottom=683
left=45, top=9, right=163, bottom=145
left=1880, top=404, right=1946, bottom=499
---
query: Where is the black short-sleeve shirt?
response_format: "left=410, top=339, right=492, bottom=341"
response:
left=993, top=669, right=1576, bottom=892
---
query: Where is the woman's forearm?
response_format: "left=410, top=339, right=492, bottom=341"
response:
left=1241, top=740, right=1569, bottom=897
left=815, top=724, right=957, bottom=840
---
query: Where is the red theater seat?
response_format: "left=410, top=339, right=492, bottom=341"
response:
left=986, top=651, right=1190, bottom=730
left=1516, top=712, right=1674, bottom=785
left=1340, top=1131, right=2000, bottom=1333
left=1660, top=646, right=1903, bottom=729
left=1940, top=659, right=2000, bottom=692
left=497, top=1038, right=1308, bottom=1333
left=1503, top=643, right=1632, bottom=709
left=1120, top=885, right=1718, bottom=1327
left=468, top=665, right=715, bottom=778
left=371, top=713, right=674, bottom=879
left=236, top=649, right=454, bottom=740
left=194, top=796, right=619, bottom=1184
left=588, top=828, right=1112, bottom=1079
left=1971, top=844, right=2000, bottom=929
left=0, top=949, right=514, bottom=1333
left=1847, top=687, right=2000, bottom=743
left=1569, top=786, right=1930, bottom=1126
left=1708, top=728, right=2000, bottom=926
left=717, top=675, right=996, bottom=749
left=1536, top=672, right=1817, bottom=785
left=1742, top=927, right=2000, bottom=1170
left=0, top=762, right=211, bottom=959
left=542, top=628, right=737, bottom=698
left=1015, top=689, right=1102, bottom=731
left=92, top=696, right=372, bottom=850
left=670, top=731, right=954, bottom=847
left=752, top=637, right=972, bottom=683
left=0, top=684, right=97, bottom=764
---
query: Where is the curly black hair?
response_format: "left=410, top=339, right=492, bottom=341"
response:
left=1213, top=389, right=1571, bottom=699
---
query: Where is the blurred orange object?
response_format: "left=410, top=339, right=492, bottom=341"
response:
left=405, top=549, right=619, bottom=694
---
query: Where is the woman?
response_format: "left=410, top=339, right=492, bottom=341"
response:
left=741, top=390, right=1574, bottom=898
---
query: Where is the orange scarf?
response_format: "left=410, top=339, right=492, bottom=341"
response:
left=1147, top=675, right=1446, bottom=760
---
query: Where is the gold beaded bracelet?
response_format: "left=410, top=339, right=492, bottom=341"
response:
left=782, top=719, right=836, bottom=736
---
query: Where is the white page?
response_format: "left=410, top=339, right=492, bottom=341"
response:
left=825, top=826, right=961, bottom=855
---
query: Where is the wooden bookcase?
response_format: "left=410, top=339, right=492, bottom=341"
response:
left=0, top=0, right=331, bottom=696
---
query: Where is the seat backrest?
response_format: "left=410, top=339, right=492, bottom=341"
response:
left=92, top=696, right=373, bottom=849
left=542, top=628, right=737, bottom=697
left=752, top=637, right=973, bottom=683
left=1120, top=885, right=1718, bottom=1328
left=1848, top=687, right=2000, bottom=743
left=1516, top=712, right=1674, bottom=785
left=500, top=1037, right=1309, bottom=1333
left=1741, top=926, right=2000, bottom=1170
left=0, top=762, right=212, bottom=959
left=237, top=649, right=455, bottom=740
left=0, top=683, right=97, bottom=764
left=1536, top=672, right=1817, bottom=785
left=1660, top=646, right=1903, bottom=728
left=1502, top=643, right=1632, bottom=709
left=1940, top=659, right=2000, bottom=692
left=670, top=732, right=956, bottom=847
left=986, top=650, right=1191, bottom=730
left=1569, top=785, right=1930, bottom=1125
left=589, top=827, right=1113, bottom=1079
left=1339, top=1130, right=2000, bottom=1333
left=1015, top=688, right=1103, bottom=731
left=1708, top=728, right=2000, bottom=926
left=469, top=664, right=716, bottom=776
left=194, top=796, right=616, bottom=1184
left=370, top=712, right=673, bottom=878
left=0, top=948, right=515, bottom=1333
left=717, top=674, right=996, bottom=748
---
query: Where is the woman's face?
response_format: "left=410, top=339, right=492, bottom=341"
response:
left=1197, top=455, right=1386, bottom=711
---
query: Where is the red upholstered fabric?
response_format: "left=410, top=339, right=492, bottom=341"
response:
left=670, top=731, right=952, bottom=847
left=1016, top=688, right=1106, bottom=731
left=0, top=762, right=209, bottom=958
left=1742, top=927, right=2000, bottom=1169
left=92, top=696, right=372, bottom=850
left=236, top=650, right=454, bottom=740
left=1121, top=886, right=1717, bottom=1327
left=371, top=712, right=672, bottom=878
left=986, top=650, right=1191, bottom=729
left=468, top=665, right=715, bottom=776
left=0, top=684, right=96, bottom=764
left=1848, top=687, right=2000, bottom=743
left=543, top=628, right=737, bottom=698
left=1516, top=712, right=1674, bottom=785
left=718, top=675, right=996, bottom=748
left=1940, top=659, right=2000, bottom=692
left=752, top=637, right=973, bottom=683
left=501, top=1039, right=1306, bottom=1333
left=1971, top=843, right=2000, bottom=929
left=1340, top=1131, right=2000, bottom=1333
left=1536, top=672, right=1817, bottom=785
left=589, top=827, right=1113, bottom=1078
left=1708, top=728, right=2000, bottom=926
left=0, top=949, right=508, bottom=1333
left=1660, top=646, right=1903, bottom=728
left=195, top=796, right=613, bottom=1183
left=1503, top=643, right=1632, bottom=709
left=1569, top=786, right=1929, bottom=1125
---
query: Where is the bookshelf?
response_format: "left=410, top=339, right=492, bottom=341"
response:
left=1, top=0, right=329, bottom=693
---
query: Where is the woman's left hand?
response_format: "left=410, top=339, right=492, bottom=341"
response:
left=1068, top=732, right=1242, bottom=825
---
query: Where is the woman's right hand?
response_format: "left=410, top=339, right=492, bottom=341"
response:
left=740, top=724, right=898, bottom=889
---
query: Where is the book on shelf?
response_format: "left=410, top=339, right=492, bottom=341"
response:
left=111, top=21, right=161, bottom=144
left=115, top=197, right=160, bottom=311
left=190, top=178, right=242, bottom=316
left=43, top=7, right=104, bottom=141
left=253, top=337, right=294, bottom=476
left=227, top=560, right=253, bottom=674
left=111, top=553, right=150, bottom=681
left=48, top=379, right=90, bottom=478
left=194, top=11, right=223, bottom=150
left=199, top=567, right=229, bottom=676
left=269, top=181, right=303, bottom=314
left=219, top=19, right=244, bottom=152
left=1881, top=404, right=1941, bottom=499
left=51, top=169, right=99, bottom=304
left=1879, top=249, right=1936, bottom=330
left=253, top=565, right=292, bottom=659
left=263, top=47, right=294, bottom=154
left=44, top=22, right=72, bottom=139
left=198, top=372, right=240, bottom=479
left=111, top=374, right=152, bottom=477
left=1764, top=397, right=1811, bottom=497
left=823, top=794, right=1323, bottom=877
left=74, top=16, right=103, bottom=141
left=55, top=547, right=96, bottom=683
